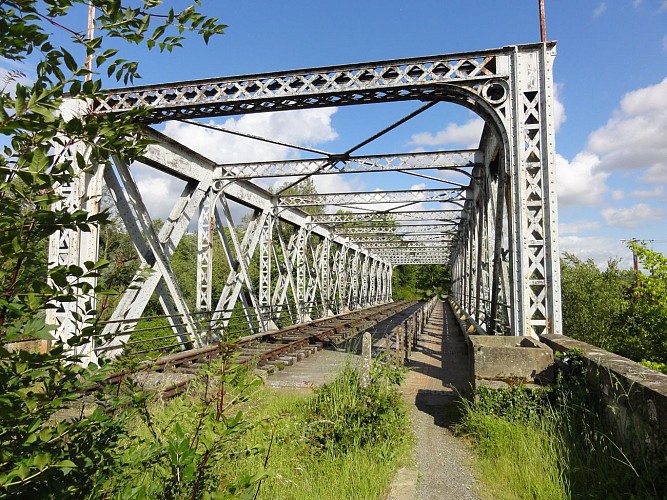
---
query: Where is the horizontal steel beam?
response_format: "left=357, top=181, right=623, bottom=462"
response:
left=349, top=234, right=455, bottom=243
left=312, top=210, right=462, bottom=224
left=97, top=48, right=515, bottom=121
left=334, top=223, right=458, bottom=235
left=279, top=188, right=464, bottom=207
left=216, top=150, right=482, bottom=178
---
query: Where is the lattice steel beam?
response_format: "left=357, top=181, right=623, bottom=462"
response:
left=279, top=188, right=464, bottom=207
left=312, top=210, right=462, bottom=224
left=216, top=150, right=481, bottom=178
left=333, top=223, right=457, bottom=235
left=98, top=49, right=508, bottom=121
left=349, top=234, right=455, bottom=243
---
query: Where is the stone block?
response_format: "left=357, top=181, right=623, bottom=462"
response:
left=469, top=335, right=554, bottom=387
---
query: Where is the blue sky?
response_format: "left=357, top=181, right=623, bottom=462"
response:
left=3, top=0, right=666, bottom=267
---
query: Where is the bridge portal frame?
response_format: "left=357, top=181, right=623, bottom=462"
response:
left=48, top=42, right=561, bottom=363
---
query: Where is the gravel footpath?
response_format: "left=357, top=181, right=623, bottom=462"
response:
left=386, top=302, right=481, bottom=500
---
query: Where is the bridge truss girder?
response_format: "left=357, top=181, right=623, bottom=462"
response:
left=50, top=42, right=562, bottom=362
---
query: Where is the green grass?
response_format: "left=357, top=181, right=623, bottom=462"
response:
left=459, top=409, right=566, bottom=500
left=229, top=363, right=413, bottom=499
left=457, top=370, right=665, bottom=499
left=101, top=359, right=412, bottom=498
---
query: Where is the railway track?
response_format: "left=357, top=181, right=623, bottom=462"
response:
left=101, top=301, right=418, bottom=399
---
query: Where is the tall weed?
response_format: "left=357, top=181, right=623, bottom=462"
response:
left=306, top=361, right=408, bottom=454
left=458, top=352, right=664, bottom=499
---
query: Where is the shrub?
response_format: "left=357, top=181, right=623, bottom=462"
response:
left=305, top=362, right=408, bottom=455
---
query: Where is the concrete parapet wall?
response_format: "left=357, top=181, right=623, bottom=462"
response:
left=540, top=334, right=667, bottom=456
left=469, top=335, right=555, bottom=387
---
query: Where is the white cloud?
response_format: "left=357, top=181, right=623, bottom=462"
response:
left=641, top=166, right=667, bottom=184
left=132, top=164, right=187, bottom=221
left=593, top=2, right=608, bottom=18
left=601, top=203, right=664, bottom=228
left=629, top=186, right=664, bottom=199
left=611, top=190, right=625, bottom=201
left=559, top=235, right=632, bottom=268
left=587, top=77, right=667, bottom=174
left=553, top=83, right=566, bottom=133
left=147, top=109, right=342, bottom=216
left=410, top=118, right=484, bottom=148
left=559, top=220, right=601, bottom=235
left=555, top=152, right=609, bottom=206
left=162, top=108, right=338, bottom=164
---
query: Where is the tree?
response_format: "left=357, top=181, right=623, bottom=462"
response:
left=560, top=253, right=632, bottom=351
left=0, top=1, right=225, bottom=495
left=614, top=241, right=667, bottom=363
left=559, top=244, right=667, bottom=366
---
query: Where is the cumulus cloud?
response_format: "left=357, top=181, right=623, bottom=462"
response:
left=630, top=186, right=664, bottom=199
left=587, top=77, right=667, bottom=173
left=555, top=152, right=609, bottom=206
left=601, top=203, right=664, bottom=228
left=410, top=118, right=484, bottom=148
left=163, top=109, right=338, bottom=164
left=132, top=164, right=187, bottom=221
left=559, top=235, right=631, bottom=268
left=553, top=83, right=567, bottom=133
left=133, top=109, right=343, bottom=217
left=559, top=220, right=601, bottom=235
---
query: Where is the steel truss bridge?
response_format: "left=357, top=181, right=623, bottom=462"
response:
left=47, top=42, right=562, bottom=363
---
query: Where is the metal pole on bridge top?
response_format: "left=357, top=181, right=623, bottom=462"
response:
left=539, top=0, right=547, bottom=42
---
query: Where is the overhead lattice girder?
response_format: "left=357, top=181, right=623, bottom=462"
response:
left=99, top=49, right=505, bottom=121
left=363, top=241, right=452, bottom=249
left=390, top=257, right=449, bottom=265
left=349, top=234, right=455, bottom=243
left=278, top=188, right=465, bottom=207
left=312, top=210, right=462, bottom=224
left=333, top=223, right=457, bottom=235
left=215, top=150, right=481, bottom=179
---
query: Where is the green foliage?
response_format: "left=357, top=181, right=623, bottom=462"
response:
left=105, top=361, right=263, bottom=499
left=471, top=384, right=552, bottom=423
left=640, top=359, right=667, bottom=374
left=392, top=264, right=450, bottom=300
left=560, top=253, right=632, bottom=350
left=221, top=366, right=412, bottom=499
left=458, top=349, right=664, bottom=498
left=305, top=362, right=408, bottom=455
left=457, top=409, right=565, bottom=500
left=0, top=344, right=131, bottom=497
left=560, top=245, right=667, bottom=364
left=0, top=1, right=225, bottom=497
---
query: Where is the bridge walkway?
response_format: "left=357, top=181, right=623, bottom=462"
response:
left=388, top=300, right=480, bottom=499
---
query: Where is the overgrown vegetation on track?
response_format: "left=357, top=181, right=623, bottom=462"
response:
left=105, top=359, right=411, bottom=498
